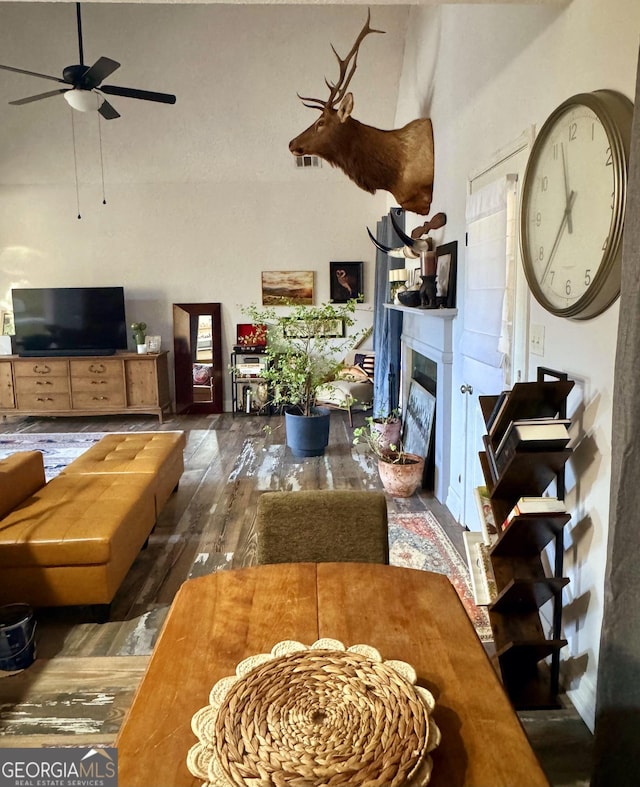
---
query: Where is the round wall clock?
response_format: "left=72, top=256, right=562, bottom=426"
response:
left=520, top=90, right=633, bottom=319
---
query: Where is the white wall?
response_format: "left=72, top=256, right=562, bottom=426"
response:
left=397, top=0, right=640, bottom=729
left=0, top=3, right=410, bottom=406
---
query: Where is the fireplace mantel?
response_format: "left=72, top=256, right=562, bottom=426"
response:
left=385, top=304, right=457, bottom=503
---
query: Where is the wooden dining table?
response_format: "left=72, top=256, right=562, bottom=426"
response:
left=116, top=562, right=549, bottom=787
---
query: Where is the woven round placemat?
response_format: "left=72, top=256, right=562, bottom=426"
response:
left=187, top=640, right=440, bottom=787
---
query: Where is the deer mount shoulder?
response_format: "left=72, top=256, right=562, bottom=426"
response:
left=289, top=11, right=435, bottom=216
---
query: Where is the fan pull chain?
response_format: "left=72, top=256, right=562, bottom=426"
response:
left=70, top=107, right=82, bottom=219
left=97, top=111, right=107, bottom=205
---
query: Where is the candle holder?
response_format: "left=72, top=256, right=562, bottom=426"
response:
left=388, top=269, right=408, bottom=303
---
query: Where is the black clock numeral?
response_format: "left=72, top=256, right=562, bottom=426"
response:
left=538, top=246, right=544, bottom=261
left=568, top=122, right=577, bottom=141
left=535, top=212, right=542, bottom=227
left=606, top=146, right=613, bottom=166
left=541, top=175, right=549, bottom=192
left=565, top=279, right=572, bottom=295
left=548, top=271, right=555, bottom=285
left=585, top=269, right=592, bottom=286
left=552, top=143, right=559, bottom=160
left=602, top=236, right=609, bottom=251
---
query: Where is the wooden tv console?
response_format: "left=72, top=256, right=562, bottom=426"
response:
left=0, top=351, right=171, bottom=423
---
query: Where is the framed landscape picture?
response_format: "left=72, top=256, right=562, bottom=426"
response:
left=261, top=271, right=314, bottom=306
left=329, top=261, right=363, bottom=303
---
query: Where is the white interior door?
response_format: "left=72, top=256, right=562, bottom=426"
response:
left=460, top=174, right=520, bottom=531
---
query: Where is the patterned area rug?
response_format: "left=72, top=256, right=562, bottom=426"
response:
left=0, top=433, right=105, bottom=481
left=389, top=510, right=492, bottom=641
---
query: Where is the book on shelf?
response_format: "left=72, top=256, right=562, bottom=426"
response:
left=502, top=495, right=567, bottom=529
left=482, top=434, right=500, bottom=482
left=463, top=530, right=498, bottom=606
left=494, top=418, right=571, bottom=475
left=473, top=485, right=499, bottom=545
left=486, top=390, right=509, bottom=433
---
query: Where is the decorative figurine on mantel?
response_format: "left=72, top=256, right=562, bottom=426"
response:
left=367, top=208, right=447, bottom=309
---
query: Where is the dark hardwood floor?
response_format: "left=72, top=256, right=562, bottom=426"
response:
left=0, top=410, right=592, bottom=785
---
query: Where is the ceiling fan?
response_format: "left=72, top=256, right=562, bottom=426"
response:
left=0, top=2, right=176, bottom=120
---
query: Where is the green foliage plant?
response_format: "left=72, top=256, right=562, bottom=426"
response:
left=241, top=298, right=367, bottom=418
left=131, top=322, right=147, bottom=345
left=353, top=414, right=415, bottom=465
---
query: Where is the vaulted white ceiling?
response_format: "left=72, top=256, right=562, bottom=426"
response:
left=0, top=3, right=415, bottom=187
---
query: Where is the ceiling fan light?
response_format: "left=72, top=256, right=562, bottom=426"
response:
left=64, top=89, right=104, bottom=113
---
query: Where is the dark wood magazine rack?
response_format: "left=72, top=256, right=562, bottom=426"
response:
left=478, top=368, right=573, bottom=709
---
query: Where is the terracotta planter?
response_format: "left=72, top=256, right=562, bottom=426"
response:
left=372, top=418, right=402, bottom=453
left=377, top=453, right=425, bottom=498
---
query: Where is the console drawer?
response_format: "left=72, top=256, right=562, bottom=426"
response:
left=15, top=376, right=70, bottom=395
left=16, top=392, right=71, bottom=411
left=14, top=360, right=68, bottom=378
left=71, top=391, right=126, bottom=409
left=70, top=359, right=123, bottom=379
left=71, top=376, right=124, bottom=394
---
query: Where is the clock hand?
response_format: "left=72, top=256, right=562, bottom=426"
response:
left=541, top=189, right=577, bottom=285
left=561, top=143, right=573, bottom=234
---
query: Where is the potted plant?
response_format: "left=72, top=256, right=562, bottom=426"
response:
left=131, top=322, right=147, bottom=354
left=370, top=409, right=402, bottom=452
left=242, top=298, right=367, bottom=457
left=353, top=416, right=424, bottom=497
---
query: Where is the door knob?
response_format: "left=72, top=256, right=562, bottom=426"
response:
left=460, top=384, right=474, bottom=394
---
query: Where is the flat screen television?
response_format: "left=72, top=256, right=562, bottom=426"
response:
left=11, top=286, right=128, bottom=357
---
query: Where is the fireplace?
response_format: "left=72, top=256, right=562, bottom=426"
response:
left=390, top=305, right=455, bottom=503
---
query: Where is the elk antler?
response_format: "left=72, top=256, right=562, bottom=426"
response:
left=298, top=9, right=385, bottom=110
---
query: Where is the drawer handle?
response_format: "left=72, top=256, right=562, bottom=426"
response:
left=36, top=396, right=54, bottom=402
left=33, top=364, right=51, bottom=375
left=90, top=380, right=108, bottom=385
left=89, top=364, right=106, bottom=374
left=35, top=380, right=53, bottom=386
left=92, top=396, right=109, bottom=401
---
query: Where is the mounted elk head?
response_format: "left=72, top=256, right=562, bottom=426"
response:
left=289, top=12, right=435, bottom=215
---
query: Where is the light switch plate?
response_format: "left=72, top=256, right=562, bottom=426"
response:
left=530, top=323, right=545, bottom=356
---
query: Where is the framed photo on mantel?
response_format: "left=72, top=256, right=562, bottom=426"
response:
left=329, top=261, right=363, bottom=303
left=435, top=241, right=458, bottom=309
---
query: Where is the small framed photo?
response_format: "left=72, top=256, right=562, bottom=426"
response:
left=329, top=261, right=363, bottom=303
left=1, top=311, right=14, bottom=336
left=435, top=241, right=458, bottom=308
left=261, top=271, right=314, bottom=306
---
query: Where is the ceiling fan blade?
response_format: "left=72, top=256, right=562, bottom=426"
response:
left=101, top=84, right=176, bottom=105
left=9, top=89, right=68, bottom=105
left=81, top=57, right=121, bottom=89
left=98, top=98, right=120, bottom=120
left=0, top=63, right=65, bottom=84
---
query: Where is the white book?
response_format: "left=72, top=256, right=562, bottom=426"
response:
left=473, top=486, right=499, bottom=546
left=503, top=496, right=567, bottom=528
left=495, top=418, right=571, bottom=457
left=463, top=531, right=498, bottom=606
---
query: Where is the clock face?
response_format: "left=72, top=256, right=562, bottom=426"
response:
left=521, top=91, right=632, bottom=319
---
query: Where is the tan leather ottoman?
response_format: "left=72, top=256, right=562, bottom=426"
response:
left=63, top=431, right=186, bottom=516
left=0, top=472, right=156, bottom=608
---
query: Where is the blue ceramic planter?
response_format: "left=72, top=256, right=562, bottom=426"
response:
left=285, top=406, right=331, bottom=458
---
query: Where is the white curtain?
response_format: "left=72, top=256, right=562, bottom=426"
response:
left=463, top=175, right=518, bottom=391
